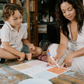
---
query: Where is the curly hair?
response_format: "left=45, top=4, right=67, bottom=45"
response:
left=55, top=0, right=84, bottom=39
left=1, top=3, right=23, bottom=20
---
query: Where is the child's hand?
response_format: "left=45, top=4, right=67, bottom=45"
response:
left=29, top=44, right=35, bottom=51
left=17, top=52, right=25, bottom=61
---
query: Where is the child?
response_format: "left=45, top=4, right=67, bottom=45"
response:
left=0, top=3, right=42, bottom=62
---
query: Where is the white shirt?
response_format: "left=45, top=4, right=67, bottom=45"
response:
left=1, top=21, right=27, bottom=51
left=68, top=22, right=84, bottom=51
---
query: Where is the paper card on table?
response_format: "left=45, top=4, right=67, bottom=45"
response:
left=47, top=67, right=69, bottom=74
left=32, top=71, right=58, bottom=80
left=11, top=64, right=32, bottom=70
left=25, top=60, right=46, bottom=66
left=21, top=63, right=52, bottom=76
left=10, top=60, right=70, bottom=79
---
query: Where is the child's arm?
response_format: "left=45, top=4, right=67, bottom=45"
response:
left=3, top=42, right=25, bottom=61
left=22, top=39, right=35, bottom=51
left=22, top=39, right=31, bottom=46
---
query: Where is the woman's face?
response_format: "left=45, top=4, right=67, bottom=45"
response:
left=60, top=2, right=76, bottom=21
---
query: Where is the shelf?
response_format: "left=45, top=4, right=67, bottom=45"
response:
left=30, top=23, right=35, bottom=26
left=31, top=36, right=35, bottom=38
left=0, top=24, right=4, bottom=27
left=30, top=11, right=35, bottom=13
left=30, top=0, right=35, bottom=12
left=38, top=22, right=57, bottom=25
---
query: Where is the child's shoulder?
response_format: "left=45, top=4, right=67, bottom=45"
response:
left=2, top=22, right=10, bottom=30
left=21, top=23, right=27, bottom=27
left=1, top=22, right=11, bottom=34
left=21, top=23, right=27, bottom=30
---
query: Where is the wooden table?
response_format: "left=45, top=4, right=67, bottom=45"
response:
left=0, top=60, right=84, bottom=84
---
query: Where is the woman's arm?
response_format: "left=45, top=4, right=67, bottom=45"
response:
left=56, top=32, right=68, bottom=60
left=60, top=47, right=84, bottom=67
left=47, top=32, right=68, bottom=66
left=69, top=48, right=84, bottom=58
left=60, top=37, right=84, bottom=67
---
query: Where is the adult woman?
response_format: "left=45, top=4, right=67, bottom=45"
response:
left=47, top=0, right=84, bottom=74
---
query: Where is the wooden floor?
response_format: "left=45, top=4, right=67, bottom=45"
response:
left=0, top=60, right=84, bottom=84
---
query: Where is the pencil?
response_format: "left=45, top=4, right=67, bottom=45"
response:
left=47, top=52, right=59, bottom=67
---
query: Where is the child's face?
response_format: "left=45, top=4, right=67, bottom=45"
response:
left=7, top=10, right=22, bottom=28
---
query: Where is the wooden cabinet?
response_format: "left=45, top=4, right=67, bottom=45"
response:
left=27, top=0, right=38, bottom=46
left=22, top=0, right=38, bottom=46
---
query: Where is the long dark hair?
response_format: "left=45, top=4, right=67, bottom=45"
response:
left=55, top=0, right=84, bottom=39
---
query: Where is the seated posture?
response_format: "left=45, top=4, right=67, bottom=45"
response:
left=0, top=3, right=42, bottom=62
left=47, top=0, right=84, bottom=74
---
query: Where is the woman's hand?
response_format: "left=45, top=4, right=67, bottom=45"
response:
left=54, top=56, right=60, bottom=63
left=47, top=55, right=60, bottom=67
left=47, top=56, right=56, bottom=66
left=60, top=53, right=74, bottom=67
